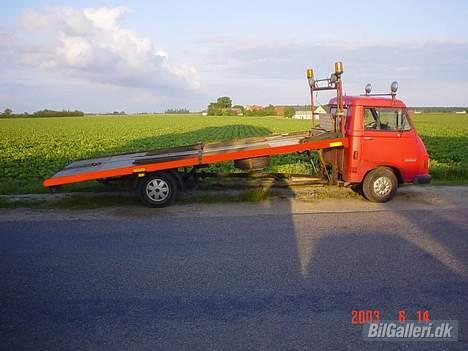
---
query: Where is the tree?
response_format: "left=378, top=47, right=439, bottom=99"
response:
left=284, top=106, right=295, bottom=118
left=216, top=97, right=232, bottom=108
left=232, top=105, right=245, bottom=114
left=3, top=108, right=12, bottom=116
left=262, top=104, right=276, bottom=116
left=206, top=96, right=235, bottom=116
left=207, top=102, right=220, bottom=116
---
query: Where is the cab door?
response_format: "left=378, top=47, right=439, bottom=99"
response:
left=360, top=107, right=418, bottom=181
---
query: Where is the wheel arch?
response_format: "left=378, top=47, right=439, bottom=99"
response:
left=135, top=169, right=184, bottom=191
left=362, top=165, right=403, bottom=184
left=166, top=169, right=185, bottom=192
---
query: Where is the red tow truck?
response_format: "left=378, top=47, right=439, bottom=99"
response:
left=43, top=62, right=431, bottom=207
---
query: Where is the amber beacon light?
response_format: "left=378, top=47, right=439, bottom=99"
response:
left=334, top=61, right=344, bottom=75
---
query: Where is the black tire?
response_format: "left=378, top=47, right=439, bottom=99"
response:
left=362, top=167, right=398, bottom=203
left=234, top=156, right=270, bottom=170
left=137, top=172, right=178, bottom=208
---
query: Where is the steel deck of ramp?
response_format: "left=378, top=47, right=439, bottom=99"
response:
left=43, top=131, right=346, bottom=187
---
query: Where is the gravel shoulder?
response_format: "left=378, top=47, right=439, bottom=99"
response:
left=1, top=185, right=467, bottom=222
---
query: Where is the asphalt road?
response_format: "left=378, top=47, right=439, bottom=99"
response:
left=1, top=187, right=468, bottom=350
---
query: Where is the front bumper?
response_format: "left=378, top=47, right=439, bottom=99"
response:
left=413, top=174, right=432, bottom=185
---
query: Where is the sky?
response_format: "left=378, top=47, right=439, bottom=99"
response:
left=0, top=0, right=467, bottom=112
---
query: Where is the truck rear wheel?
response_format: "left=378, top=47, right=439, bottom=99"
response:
left=137, top=172, right=177, bottom=207
left=362, top=167, right=398, bottom=203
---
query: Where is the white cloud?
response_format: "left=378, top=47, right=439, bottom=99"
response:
left=57, top=33, right=93, bottom=67
left=83, top=6, right=127, bottom=31
left=14, top=6, right=200, bottom=94
left=3, top=7, right=468, bottom=111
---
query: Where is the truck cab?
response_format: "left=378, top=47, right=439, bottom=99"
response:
left=326, top=95, right=431, bottom=202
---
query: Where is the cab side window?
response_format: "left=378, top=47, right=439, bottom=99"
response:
left=397, top=110, right=411, bottom=131
left=364, top=108, right=411, bottom=131
left=364, top=109, right=378, bottom=130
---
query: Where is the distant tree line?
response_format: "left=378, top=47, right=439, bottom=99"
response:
left=410, top=107, right=468, bottom=113
left=243, top=104, right=276, bottom=117
left=0, top=108, right=84, bottom=118
left=89, top=112, right=127, bottom=115
left=207, top=97, right=296, bottom=117
left=165, top=108, right=190, bottom=114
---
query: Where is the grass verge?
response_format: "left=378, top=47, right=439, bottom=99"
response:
left=0, top=189, right=282, bottom=210
left=0, top=195, right=138, bottom=210
left=0, top=186, right=360, bottom=210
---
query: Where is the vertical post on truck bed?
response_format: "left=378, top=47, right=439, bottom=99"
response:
left=306, top=68, right=315, bottom=128
left=309, top=87, right=315, bottom=128
left=334, top=62, right=345, bottom=134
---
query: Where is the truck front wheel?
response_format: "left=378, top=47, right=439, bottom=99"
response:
left=137, top=172, right=178, bottom=207
left=362, top=167, right=398, bottom=203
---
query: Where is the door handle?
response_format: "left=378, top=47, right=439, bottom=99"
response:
left=364, top=137, right=373, bottom=140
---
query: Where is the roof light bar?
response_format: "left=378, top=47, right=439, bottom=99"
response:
left=362, top=81, right=399, bottom=97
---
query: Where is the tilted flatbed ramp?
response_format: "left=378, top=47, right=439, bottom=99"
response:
left=43, top=131, right=347, bottom=187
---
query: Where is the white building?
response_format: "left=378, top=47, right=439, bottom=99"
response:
left=314, top=106, right=327, bottom=114
left=293, top=110, right=313, bottom=120
left=293, top=106, right=326, bottom=120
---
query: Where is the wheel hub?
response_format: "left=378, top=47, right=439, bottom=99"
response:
left=146, top=179, right=169, bottom=202
left=373, top=176, right=392, bottom=197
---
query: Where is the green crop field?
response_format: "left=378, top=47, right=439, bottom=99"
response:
left=0, top=113, right=467, bottom=194
left=0, top=115, right=312, bottom=194
left=411, top=113, right=468, bottom=182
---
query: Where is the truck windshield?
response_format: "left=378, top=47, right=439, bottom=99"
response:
left=364, top=108, right=411, bottom=131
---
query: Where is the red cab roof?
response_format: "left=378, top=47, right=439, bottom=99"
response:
left=329, top=96, right=407, bottom=108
